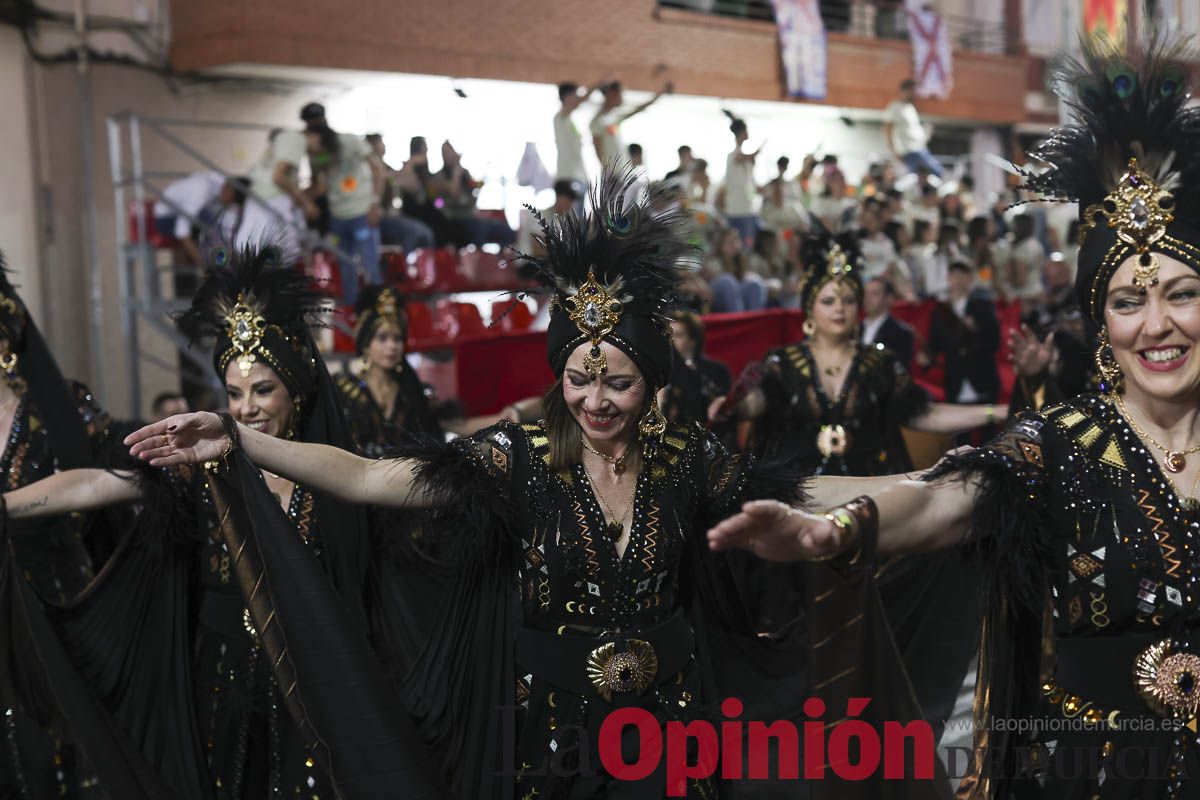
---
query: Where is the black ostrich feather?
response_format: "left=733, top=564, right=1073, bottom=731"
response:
left=516, top=163, right=698, bottom=316
left=177, top=240, right=326, bottom=343
left=1020, top=28, right=1200, bottom=209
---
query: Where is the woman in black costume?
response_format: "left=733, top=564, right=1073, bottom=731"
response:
left=124, top=171, right=947, bottom=800
left=709, top=32, right=1200, bottom=800
left=735, top=231, right=1000, bottom=475
left=0, top=249, right=362, bottom=798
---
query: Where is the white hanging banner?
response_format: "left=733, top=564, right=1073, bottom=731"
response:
left=905, top=2, right=953, bottom=99
left=771, top=0, right=827, bottom=100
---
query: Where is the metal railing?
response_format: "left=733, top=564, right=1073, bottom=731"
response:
left=657, top=1, right=1017, bottom=56
left=106, top=112, right=359, bottom=417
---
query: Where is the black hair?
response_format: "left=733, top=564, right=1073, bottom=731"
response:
left=966, top=214, right=991, bottom=243
left=678, top=145, right=692, bottom=155
left=410, top=136, right=427, bottom=156
left=151, top=391, right=186, bottom=414
left=1013, top=214, right=1035, bottom=240
left=306, top=122, right=341, bottom=159
left=900, top=78, right=916, bottom=91
left=730, top=118, right=747, bottom=136
left=557, top=82, right=579, bottom=101
left=777, top=156, right=790, bottom=170
left=921, top=184, right=939, bottom=198
left=226, top=176, right=250, bottom=206
left=553, top=179, right=578, bottom=199
left=627, top=143, right=643, bottom=157
left=867, top=276, right=897, bottom=297
left=365, top=133, right=383, bottom=145
left=948, top=260, right=974, bottom=275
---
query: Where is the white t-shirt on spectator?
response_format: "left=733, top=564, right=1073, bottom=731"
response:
left=859, top=233, right=898, bottom=281
left=724, top=151, right=756, bottom=216
left=884, top=100, right=928, bottom=155
left=325, top=133, right=376, bottom=220
left=590, top=109, right=625, bottom=164
left=154, top=171, right=225, bottom=239
left=554, top=110, right=588, bottom=184
left=1008, top=237, right=1046, bottom=299
left=249, top=131, right=307, bottom=202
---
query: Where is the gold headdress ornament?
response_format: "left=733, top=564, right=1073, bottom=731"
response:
left=563, top=270, right=624, bottom=377
left=825, top=243, right=852, bottom=279
left=222, top=292, right=268, bottom=378
left=1079, top=158, right=1176, bottom=291
left=373, top=287, right=401, bottom=324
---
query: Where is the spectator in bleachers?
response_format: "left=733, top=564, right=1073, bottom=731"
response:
left=303, top=105, right=385, bottom=306
left=664, top=145, right=695, bottom=191
left=966, top=213, right=1006, bottom=297
left=883, top=78, right=943, bottom=178
left=396, top=136, right=464, bottom=246
left=663, top=310, right=732, bottom=430
left=911, top=183, right=941, bottom=227
left=690, top=158, right=712, bottom=203
left=517, top=179, right=578, bottom=255
left=554, top=78, right=605, bottom=192
left=366, top=133, right=436, bottom=253
left=242, top=127, right=315, bottom=253
left=924, top=260, right=1001, bottom=404
left=153, top=171, right=245, bottom=264
left=805, top=163, right=856, bottom=232
left=704, top=227, right=754, bottom=313
left=434, top=141, right=515, bottom=247
left=903, top=218, right=936, bottom=299
left=761, top=173, right=809, bottom=233
left=589, top=79, right=671, bottom=164
left=150, top=391, right=191, bottom=422
left=861, top=276, right=916, bottom=368
left=1002, top=213, right=1046, bottom=310
left=1061, top=218, right=1081, bottom=280
left=719, top=114, right=763, bottom=245
left=857, top=198, right=898, bottom=279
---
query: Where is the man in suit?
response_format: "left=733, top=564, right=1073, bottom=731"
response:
left=860, top=277, right=916, bottom=368
left=925, top=260, right=1001, bottom=403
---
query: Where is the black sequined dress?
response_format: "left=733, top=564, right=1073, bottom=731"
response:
left=931, top=394, right=1200, bottom=799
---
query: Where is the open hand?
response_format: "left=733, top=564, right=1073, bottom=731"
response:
left=125, top=412, right=231, bottom=467
left=1008, top=323, right=1054, bottom=377
left=706, top=499, right=843, bottom=562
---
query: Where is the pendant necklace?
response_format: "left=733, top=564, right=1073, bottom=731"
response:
left=582, top=439, right=627, bottom=475
left=582, top=459, right=633, bottom=542
left=1114, top=393, right=1200, bottom=474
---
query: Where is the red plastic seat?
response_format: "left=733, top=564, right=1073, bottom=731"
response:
left=381, top=249, right=407, bottom=285
left=405, top=301, right=436, bottom=347
left=491, top=299, right=534, bottom=331
left=128, top=200, right=177, bottom=249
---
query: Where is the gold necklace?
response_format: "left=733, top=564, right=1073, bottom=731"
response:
left=582, top=439, right=628, bottom=475
left=1114, top=393, right=1200, bottom=474
left=581, top=459, right=634, bottom=542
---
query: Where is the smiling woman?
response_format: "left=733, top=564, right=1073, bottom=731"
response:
left=705, top=30, right=1200, bottom=800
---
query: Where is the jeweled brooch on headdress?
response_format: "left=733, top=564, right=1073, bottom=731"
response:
left=222, top=292, right=268, bottom=378
left=825, top=243, right=852, bottom=278
left=563, top=270, right=623, bottom=376
left=1080, top=157, right=1176, bottom=291
left=374, top=287, right=403, bottom=326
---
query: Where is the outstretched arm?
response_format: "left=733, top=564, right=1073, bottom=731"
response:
left=125, top=413, right=447, bottom=509
left=5, top=469, right=142, bottom=520
left=908, top=402, right=1003, bottom=434
left=707, top=472, right=975, bottom=560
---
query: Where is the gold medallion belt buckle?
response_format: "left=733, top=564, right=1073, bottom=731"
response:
left=816, top=424, right=850, bottom=458
left=1134, top=638, right=1200, bottom=726
left=586, top=639, right=658, bottom=702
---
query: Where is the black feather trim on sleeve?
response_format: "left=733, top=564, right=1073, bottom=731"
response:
left=369, top=426, right=523, bottom=569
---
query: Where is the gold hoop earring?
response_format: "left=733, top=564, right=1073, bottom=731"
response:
left=639, top=394, right=667, bottom=461
left=1094, top=328, right=1123, bottom=398
left=286, top=396, right=303, bottom=440
left=802, top=319, right=816, bottom=337
left=0, top=352, right=16, bottom=379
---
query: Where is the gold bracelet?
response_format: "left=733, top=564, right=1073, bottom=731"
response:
left=810, top=507, right=861, bottom=562
left=986, top=404, right=995, bottom=425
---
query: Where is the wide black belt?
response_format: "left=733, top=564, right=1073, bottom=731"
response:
left=515, top=611, right=694, bottom=703
left=1055, top=634, right=1200, bottom=721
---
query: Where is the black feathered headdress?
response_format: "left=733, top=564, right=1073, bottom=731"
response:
left=1019, top=30, right=1200, bottom=322
left=798, top=224, right=864, bottom=314
left=518, top=165, right=697, bottom=388
left=179, top=244, right=326, bottom=399
left=353, top=284, right=407, bottom=357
